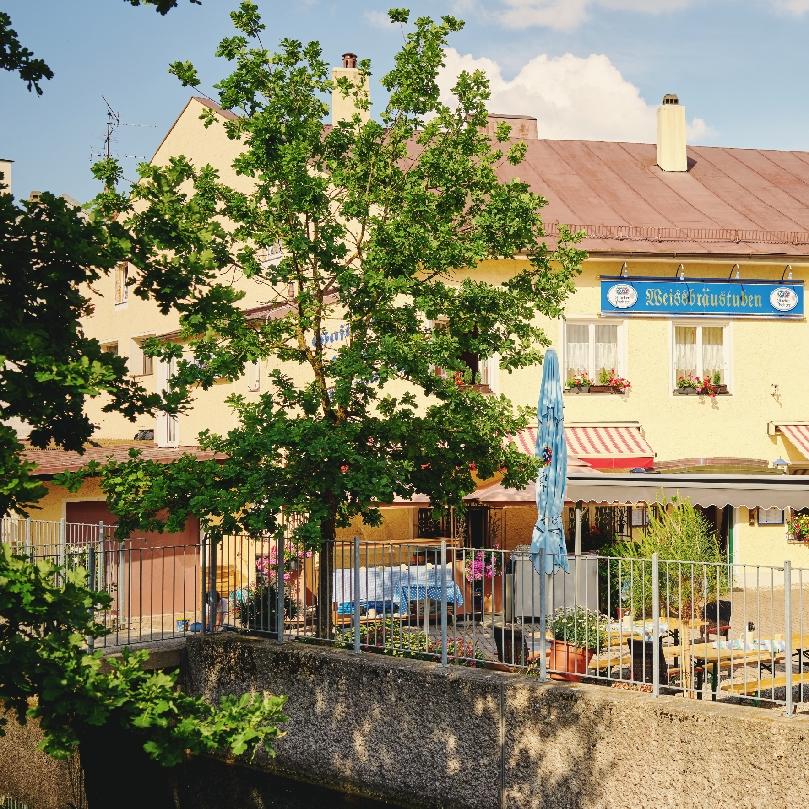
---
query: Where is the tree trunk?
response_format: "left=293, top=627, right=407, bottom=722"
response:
left=316, top=502, right=336, bottom=639
left=79, top=722, right=174, bottom=809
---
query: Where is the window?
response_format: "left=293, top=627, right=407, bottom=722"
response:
left=114, top=263, right=129, bottom=305
left=673, top=323, right=728, bottom=387
left=100, top=341, right=118, bottom=356
left=758, top=507, right=785, bottom=526
left=133, top=338, right=153, bottom=376
left=564, top=321, right=622, bottom=381
left=431, top=318, right=499, bottom=392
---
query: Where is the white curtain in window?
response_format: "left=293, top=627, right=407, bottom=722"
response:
left=595, top=325, right=618, bottom=375
left=702, top=326, right=724, bottom=381
left=674, top=326, right=697, bottom=378
left=565, top=324, right=590, bottom=376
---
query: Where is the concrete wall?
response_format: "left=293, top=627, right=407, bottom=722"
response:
left=184, top=635, right=809, bottom=809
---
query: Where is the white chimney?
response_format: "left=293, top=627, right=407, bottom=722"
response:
left=331, top=52, right=370, bottom=125
left=0, top=159, right=12, bottom=196
left=656, top=94, right=687, bottom=172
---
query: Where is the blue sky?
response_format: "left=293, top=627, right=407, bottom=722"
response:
left=4, top=0, right=809, bottom=202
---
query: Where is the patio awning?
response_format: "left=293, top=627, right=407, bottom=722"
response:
left=510, top=428, right=593, bottom=470
left=565, top=424, right=654, bottom=470
left=566, top=473, right=809, bottom=510
left=468, top=472, right=809, bottom=510
left=776, top=424, right=809, bottom=459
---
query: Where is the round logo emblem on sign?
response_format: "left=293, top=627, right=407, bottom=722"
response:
left=770, top=286, right=799, bottom=313
left=606, top=284, right=638, bottom=310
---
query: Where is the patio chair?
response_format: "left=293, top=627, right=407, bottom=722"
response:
left=699, top=600, right=732, bottom=641
left=626, top=637, right=669, bottom=685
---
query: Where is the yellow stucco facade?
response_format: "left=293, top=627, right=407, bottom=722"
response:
left=45, top=96, right=809, bottom=569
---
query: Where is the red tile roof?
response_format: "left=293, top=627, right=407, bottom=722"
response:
left=179, top=97, right=809, bottom=258
left=517, top=140, right=809, bottom=257
left=25, top=442, right=220, bottom=477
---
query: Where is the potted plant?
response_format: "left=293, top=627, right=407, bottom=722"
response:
left=464, top=546, right=504, bottom=613
left=708, top=370, right=728, bottom=395
left=566, top=370, right=592, bottom=393
left=591, top=367, right=631, bottom=394
left=456, top=368, right=491, bottom=394
left=547, top=606, right=609, bottom=681
left=675, top=373, right=698, bottom=394
left=787, top=513, right=809, bottom=542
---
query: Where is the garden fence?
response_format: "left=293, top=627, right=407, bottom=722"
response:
left=3, top=517, right=808, bottom=714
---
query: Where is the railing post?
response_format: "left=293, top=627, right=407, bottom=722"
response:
left=87, top=529, right=98, bottom=653
left=57, top=518, right=66, bottom=583
left=440, top=539, right=448, bottom=667
left=24, top=517, right=31, bottom=556
left=652, top=552, right=660, bottom=697
left=200, top=529, right=208, bottom=634
left=785, top=560, right=793, bottom=716
left=117, top=537, right=126, bottom=635
left=276, top=533, right=285, bottom=643
left=353, top=536, right=361, bottom=654
left=208, top=533, right=218, bottom=633
left=538, top=548, right=547, bottom=682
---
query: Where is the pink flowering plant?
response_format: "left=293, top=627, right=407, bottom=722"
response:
left=597, top=367, right=630, bottom=393
left=464, top=546, right=504, bottom=582
left=256, top=545, right=313, bottom=586
left=566, top=370, right=592, bottom=389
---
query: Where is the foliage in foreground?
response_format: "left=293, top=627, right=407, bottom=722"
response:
left=59, top=5, right=583, bottom=643
left=0, top=545, right=285, bottom=764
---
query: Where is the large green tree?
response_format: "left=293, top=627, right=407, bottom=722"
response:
left=67, top=3, right=584, bottom=633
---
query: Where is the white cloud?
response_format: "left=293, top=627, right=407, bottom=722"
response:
left=463, top=0, right=694, bottom=31
left=363, top=9, right=396, bottom=29
left=439, top=48, right=712, bottom=143
left=772, top=0, right=809, bottom=13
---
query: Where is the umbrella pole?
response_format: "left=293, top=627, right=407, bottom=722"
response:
left=575, top=502, right=583, bottom=557
left=539, top=548, right=548, bottom=681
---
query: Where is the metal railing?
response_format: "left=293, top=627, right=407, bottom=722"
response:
left=4, top=517, right=808, bottom=713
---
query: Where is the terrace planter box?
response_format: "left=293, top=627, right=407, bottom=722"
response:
left=567, top=386, right=590, bottom=394
left=675, top=388, right=698, bottom=395
left=589, top=385, right=625, bottom=394
left=457, top=383, right=492, bottom=394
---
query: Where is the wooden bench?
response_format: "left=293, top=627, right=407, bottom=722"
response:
left=722, top=672, right=809, bottom=696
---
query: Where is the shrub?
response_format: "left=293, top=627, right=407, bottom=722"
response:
left=549, top=606, right=609, bottom=651
left=605, top=498, right=728, bottom=617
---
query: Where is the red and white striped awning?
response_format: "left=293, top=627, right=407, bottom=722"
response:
left=778, top=424, right=809, bottom=460
left=511, top=425, right=654, bottom=471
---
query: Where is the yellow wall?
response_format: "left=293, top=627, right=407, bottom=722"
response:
left=733, top=507, right=809, bottom=577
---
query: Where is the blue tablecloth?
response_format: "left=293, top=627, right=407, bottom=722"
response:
left=333, top=563, right=463, bottom=615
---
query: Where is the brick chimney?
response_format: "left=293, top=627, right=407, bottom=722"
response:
left=656, top=93, right=687, bottom=172
left=486, top=114, right=538, bottom=140
left=331, top=52, right=370, bottom=125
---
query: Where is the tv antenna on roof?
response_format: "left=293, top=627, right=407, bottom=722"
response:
left=90, top=97, right=155, bottom=166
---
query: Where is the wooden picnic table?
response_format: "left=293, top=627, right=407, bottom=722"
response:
left=665, top=634, right=809, bottom=699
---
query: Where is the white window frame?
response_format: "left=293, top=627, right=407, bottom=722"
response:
left=561, top=319, right=627, bottom=381
left=670, top=320, right=732, bottom=391
left=114, top=263, right=129, bottom=306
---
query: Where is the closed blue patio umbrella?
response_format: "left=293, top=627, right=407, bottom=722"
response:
left=529, top=348, right=569, bottom=680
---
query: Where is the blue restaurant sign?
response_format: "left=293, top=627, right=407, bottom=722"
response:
left=600, top=277, right=804, bottom=319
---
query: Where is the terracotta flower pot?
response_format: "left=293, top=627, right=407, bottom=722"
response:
left=482, top=574, right=504, bottom=615
left=548, top=640, right=594, bottom=682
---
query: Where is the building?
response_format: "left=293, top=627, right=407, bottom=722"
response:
left=27, top=62, right=809, bottom=572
